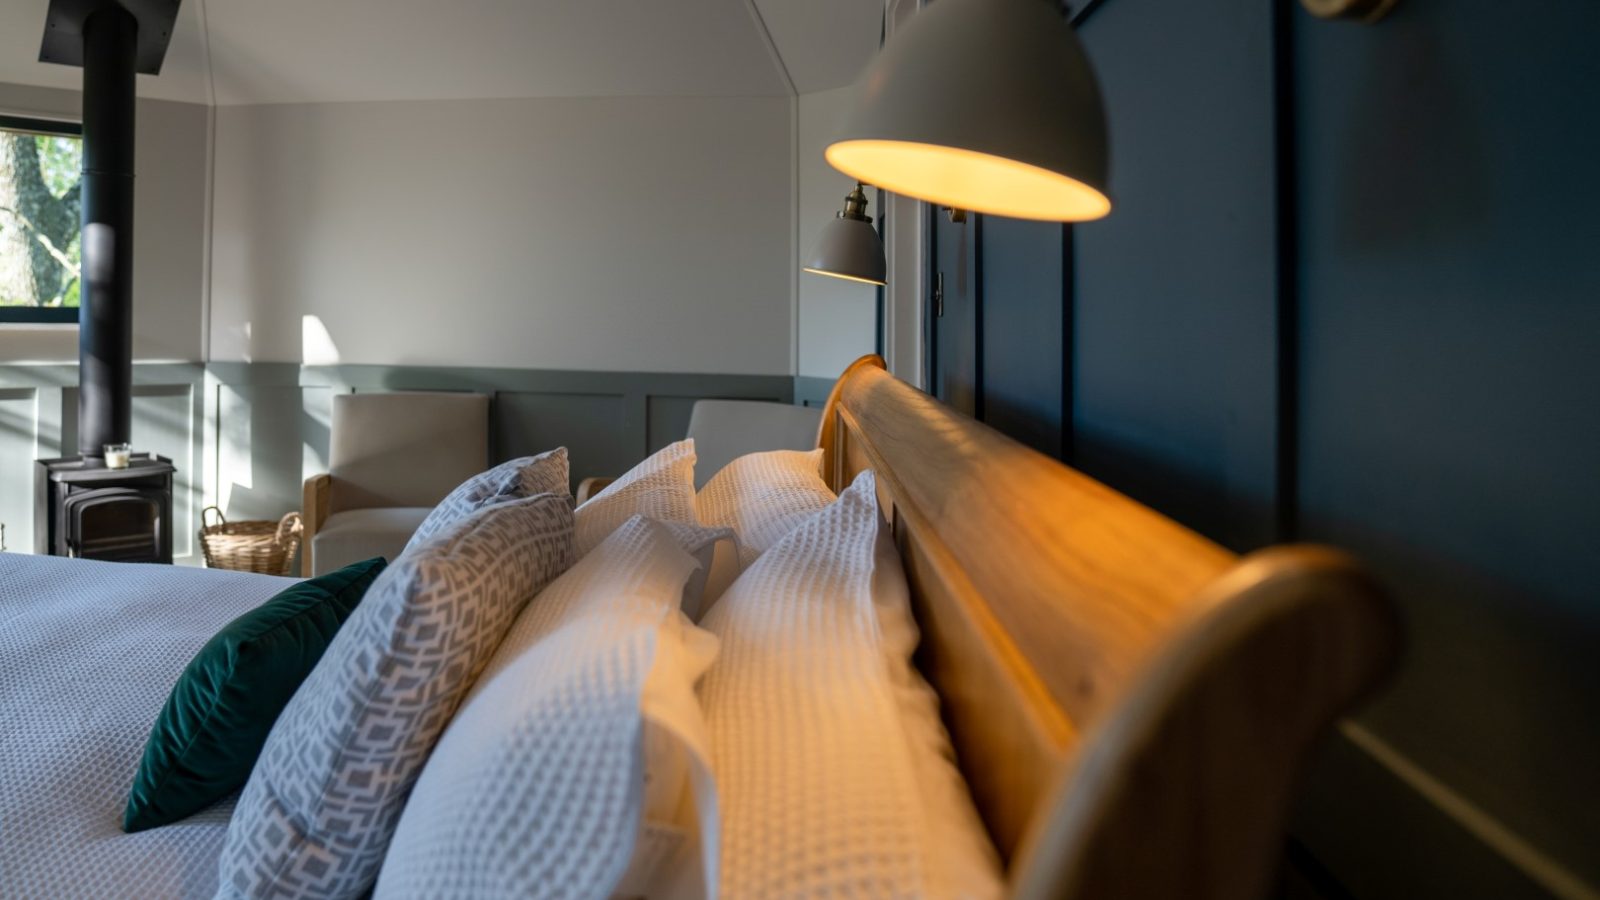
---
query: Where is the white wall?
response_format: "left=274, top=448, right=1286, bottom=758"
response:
left=796, top=87, right=877, bottom=379
left=3, top=82, right=859, bottom=380
left=0, top=82, right=210, bottom=363
left=208, top=95, right=794, bottom=375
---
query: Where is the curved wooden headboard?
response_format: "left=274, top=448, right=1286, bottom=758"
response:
left=817, top=355, right=1398, bottom=900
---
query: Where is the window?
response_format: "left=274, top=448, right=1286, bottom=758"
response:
left=0, top=115, right=82, bottom=324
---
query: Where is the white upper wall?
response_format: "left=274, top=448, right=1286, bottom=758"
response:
left=208, top=95, right=794, bottom=374
left=797, top=87, right=876, bottom=378
left=1, top=3, right=884, bottom=375
left=0, top=82, right=209, bottom=363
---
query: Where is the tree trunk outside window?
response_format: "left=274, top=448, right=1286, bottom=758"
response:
left=0, top=132, right=82, bottom=307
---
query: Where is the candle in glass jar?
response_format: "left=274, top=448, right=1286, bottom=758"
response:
left=104, top=443, right=132, bottom=469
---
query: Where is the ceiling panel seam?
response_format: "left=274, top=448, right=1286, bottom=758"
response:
left=743, top=0, right=798, bottom=96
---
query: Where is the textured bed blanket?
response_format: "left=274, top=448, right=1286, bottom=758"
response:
left=0, top=553, right=297, bottom=899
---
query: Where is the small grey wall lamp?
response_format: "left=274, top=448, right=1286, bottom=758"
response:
left=826, top=0, right=1110, bottom=223
left=803, top=183, right=887, bottom=286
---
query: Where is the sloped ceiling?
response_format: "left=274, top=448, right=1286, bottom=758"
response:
left=0, top=0, right=211, bottom=103
left=754, top=0, right=881, bottom=95
left=0, top=0, right=881, bottom=106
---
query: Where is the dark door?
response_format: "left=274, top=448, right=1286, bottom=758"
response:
left=927, top=208, right=979, bottom=416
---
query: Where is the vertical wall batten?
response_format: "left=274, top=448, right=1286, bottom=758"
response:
left=1061, top=223, right=1076, bottom=464
left=972, top=214, right=985, bottom=422
left=1271, top=0, right=1301, bottom=544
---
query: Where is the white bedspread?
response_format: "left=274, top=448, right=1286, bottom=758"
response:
left=0, top=553, right=297, bottom=899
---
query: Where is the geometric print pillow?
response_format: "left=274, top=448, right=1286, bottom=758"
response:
left=403, top=447, right=570, bottom=554
left=214, top=492, right=575, bottom=899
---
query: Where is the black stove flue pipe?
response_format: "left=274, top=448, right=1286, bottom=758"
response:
left=40, top=0, right=181, bottom=458
left=76, top=5, right=137, bottom=459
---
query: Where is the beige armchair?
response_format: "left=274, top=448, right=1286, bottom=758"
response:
left=302, top=391, right=489, bottom=576
left=575, top=399, right=822, bottom=502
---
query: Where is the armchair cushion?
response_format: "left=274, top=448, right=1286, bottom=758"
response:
left=329, top=391, right=490, bottom=512
left=313, top=508, right=431, bottom=576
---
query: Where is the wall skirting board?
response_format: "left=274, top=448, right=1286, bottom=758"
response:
left=0, top=361, right=810, bottom=563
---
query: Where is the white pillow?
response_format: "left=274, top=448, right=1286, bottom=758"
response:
left=870, top=500, right=1005, bottom=900
left=375, top=516, right=721, bottom=900
left=697, top=448, right=834, bottom=569
left=575, top=440, right=698, bottom=557
left=657, top=520, right=735, bottom=623
left=217, top=494, right=576, bottom=899
left=699, top=470, right=1002, bottom=898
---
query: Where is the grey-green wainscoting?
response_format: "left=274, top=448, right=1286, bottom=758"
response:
left=0, top=363, right=207, bottom=561
left=0, top=361, right=810, bottom=563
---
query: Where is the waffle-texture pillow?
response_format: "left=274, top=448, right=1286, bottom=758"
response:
left=376, top=516, right=722, bottom=900
left=697, top=448, right=831, bottom=567
left=699, top=470, right=1002, bottom=898
left=698, top=446, right=833, bottom=578
left=870, top=506, right=1005, bottom=900
left=656, top=520, right=736, bottom=623
left=574, top=440, right=697, bottom=557
left=216, top=493, right=575, bottom=899
left=695, top=448, right=834, bottom=613
left=404, top=447, right=569, bottom=552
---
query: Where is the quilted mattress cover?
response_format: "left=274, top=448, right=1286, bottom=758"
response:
left=0, top=553, right=297, bottom=899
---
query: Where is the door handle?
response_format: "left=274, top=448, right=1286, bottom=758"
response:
left=934, top=271, right=945, bottom=318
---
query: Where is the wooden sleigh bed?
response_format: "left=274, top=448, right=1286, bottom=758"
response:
left=0, top=353, right=1396, bottom=899
left=815, top=355, right=1399, bottom=899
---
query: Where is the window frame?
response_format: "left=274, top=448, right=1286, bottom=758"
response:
left=0, top=114, right=84, bottom=326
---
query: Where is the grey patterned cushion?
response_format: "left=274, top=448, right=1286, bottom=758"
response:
left=216, top=493, right=575, bottom=899
left=403, top=447, right=570, bottom=554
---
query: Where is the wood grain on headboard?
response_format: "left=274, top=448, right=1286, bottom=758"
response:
left=818, top=356, right=1397, bottom=900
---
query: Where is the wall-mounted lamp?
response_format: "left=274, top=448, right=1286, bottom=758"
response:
left=826, top=0, right=1110, bottom=223
left=1300, top=0, right=1399, bottom=23
left=803, top=183, right=887, bottom=286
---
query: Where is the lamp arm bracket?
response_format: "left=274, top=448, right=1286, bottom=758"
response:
left=1299, top=0, right=1399, bottom=23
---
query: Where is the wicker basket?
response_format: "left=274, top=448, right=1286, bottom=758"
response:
left=199, top=507, right=303, bottom=576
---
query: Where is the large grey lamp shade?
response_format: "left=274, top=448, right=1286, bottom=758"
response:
left=826, top=0, right=1111, bottom=222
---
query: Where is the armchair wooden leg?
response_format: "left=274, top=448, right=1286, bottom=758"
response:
left=301, top=474, right=332, bottom=577
left=575, top=477, right=616, bottom=505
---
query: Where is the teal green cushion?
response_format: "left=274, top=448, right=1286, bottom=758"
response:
left=122, top=557, right=387, bottom=832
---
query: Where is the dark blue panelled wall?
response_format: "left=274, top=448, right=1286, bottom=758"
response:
left=1073, top=0, right=1281, bottom=553
left=923, top=1, right=1600, bottom=896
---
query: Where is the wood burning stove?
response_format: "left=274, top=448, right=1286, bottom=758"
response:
left=35, top=454, right=175, bottom=563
